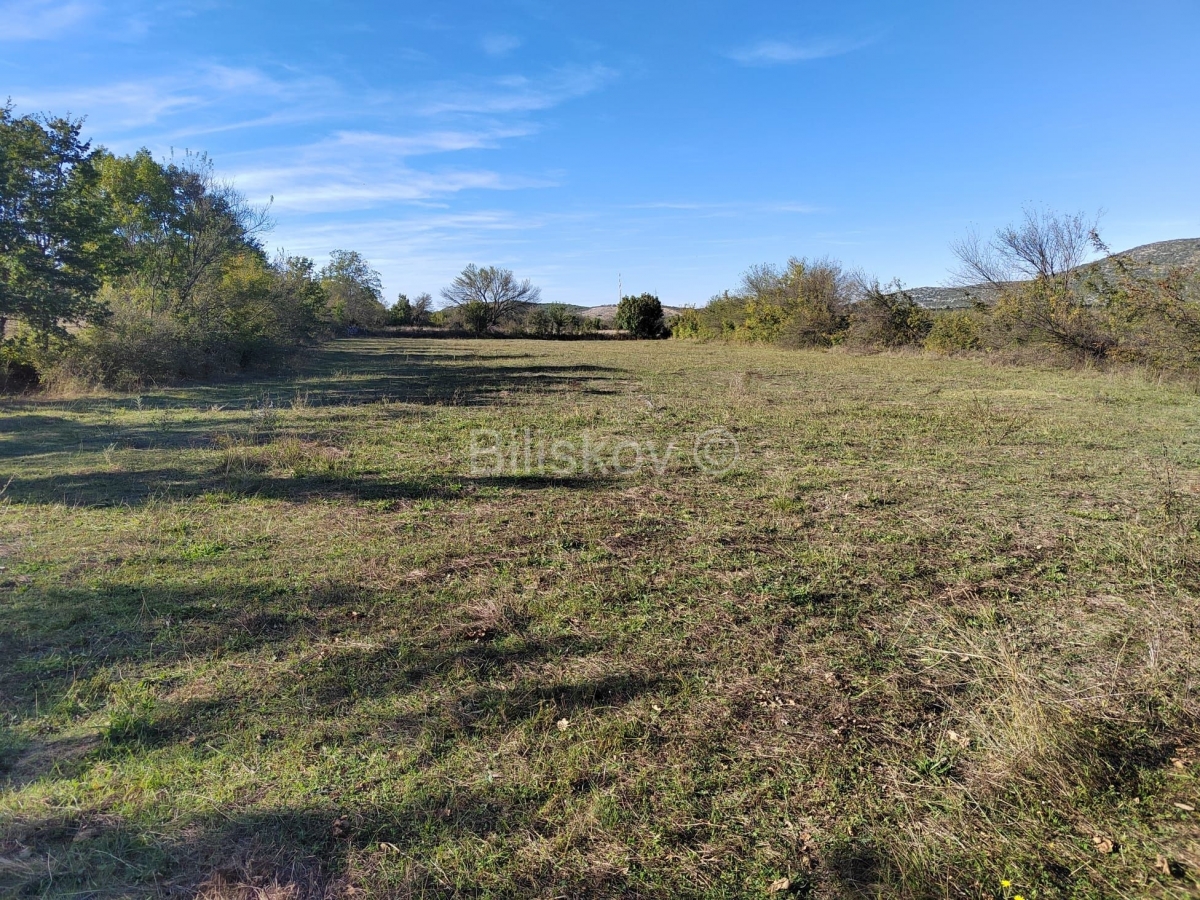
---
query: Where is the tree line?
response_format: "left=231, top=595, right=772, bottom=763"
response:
left=1, top=106, right=398, bottom=388
left=0, top=105, right=670, bottom=389
left=428, top=268, right=666, bottom=338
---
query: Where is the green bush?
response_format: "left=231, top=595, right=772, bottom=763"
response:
left=525, top=303, right=580, bottom=337
left=670, top=292, right=745, bottom=340
left=924, top=310, right=982, bottom=352
left=0, top=326, right=56, bottom=391
left=616, top=293, right=664, bottom=338
left=672, top=259, right=853, bottom=346
left=671, top=308, right=704, bottom=339
left=70, top=297, right=208, bottom=387
left=62, top=252, right=327, bottom=387
left=736, top=297, right=791, bottom=342
left=458, top=299, right=493, bottom=335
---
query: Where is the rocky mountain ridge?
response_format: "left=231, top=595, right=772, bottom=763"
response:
left=905, top=237, right=1200, bottom=309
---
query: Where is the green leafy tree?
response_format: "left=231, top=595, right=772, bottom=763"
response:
left=545, top=303, right=578, bottom=335
left=616, top=292, right=664, bottom=338
left=526, top=305, right=551, bottom=336
left=390, top=293, right=413, bottom=325
left=527, top=303, right=579, bottom=337
left=320, top=250, right=387, bottom=328
left=387, top=292, right=433, bottom=327
left=0, top=105, right=112, bottom=340
left=95, top=149, right=271, bottom=316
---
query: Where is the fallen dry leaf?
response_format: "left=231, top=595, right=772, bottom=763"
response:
left=1092, top=835, right=1114, bottom=854
left=1173, top=802, right=1195, bottom=812
left=768, top=876, right=791, bottom=893
left=946, top=729, right=970, bottom=748
left=1154, top=853, right=1185, bottom=877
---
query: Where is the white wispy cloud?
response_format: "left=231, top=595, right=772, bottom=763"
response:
left=228, top=127, right=552, bottom=212
left=9, top=65, right=323, bottom=131
left=727, top=36, right=875, bottom=66
left=12, top=61, right=611, bottom=143
left=236, top=166, right=540, bottom=211
left=13, top=55, right=618, bottom=290
left=328, top=126, right=535, bottom=157
left=0, top=0, right=94, bottom=41
left=628, top=200, right=822, bottom=215
left=481, top=33, right=521, bottom=57
left=11, top=79, right=203, bottom=128
left=418, top=64, right=617, bottom=115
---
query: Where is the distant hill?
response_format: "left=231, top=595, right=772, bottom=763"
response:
left=458, top=300, right=686, bottom=324
left=906, top=238, right=1200, bottom=309
left=578, top=304, right=688, bottom=323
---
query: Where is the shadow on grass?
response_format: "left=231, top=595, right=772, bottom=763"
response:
left=0, top=563, right=641, bottom=765
left=3, top=785, right=653, bottom=898
left=0, top=338, right=629, bottom=423
left=0, top=465, right=620, bottom=506
left=1, top=569, right=665, bottom=896
left=0, top=338, right=632, bottom=506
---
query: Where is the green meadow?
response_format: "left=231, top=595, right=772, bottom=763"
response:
left=2, top=337, right=1198, bottom=898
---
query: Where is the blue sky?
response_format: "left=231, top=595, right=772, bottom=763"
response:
left=4, top=1, right=1199, bottom=307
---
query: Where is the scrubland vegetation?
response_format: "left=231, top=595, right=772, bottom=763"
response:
left=674, top=212, right=1200, bottom=378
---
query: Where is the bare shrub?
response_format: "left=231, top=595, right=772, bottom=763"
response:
left=846, top=282, right=932, bottom=348
left=952, top=207, right=1099, bottom=285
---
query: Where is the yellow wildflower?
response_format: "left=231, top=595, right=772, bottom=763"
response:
left=1001, top=881, right=1011, bottom=888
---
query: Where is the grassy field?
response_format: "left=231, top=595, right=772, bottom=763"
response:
left=2, top=337, right=1199, bottom=898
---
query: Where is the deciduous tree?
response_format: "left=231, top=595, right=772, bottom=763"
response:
left=0, top=105, right=111, bottom=340
left=320, top=250, right=387, bottom=328
left=441, top=264, right=540, bottom=333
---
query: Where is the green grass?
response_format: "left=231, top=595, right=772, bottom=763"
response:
left=2, top=337, right=1199, bottom=898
